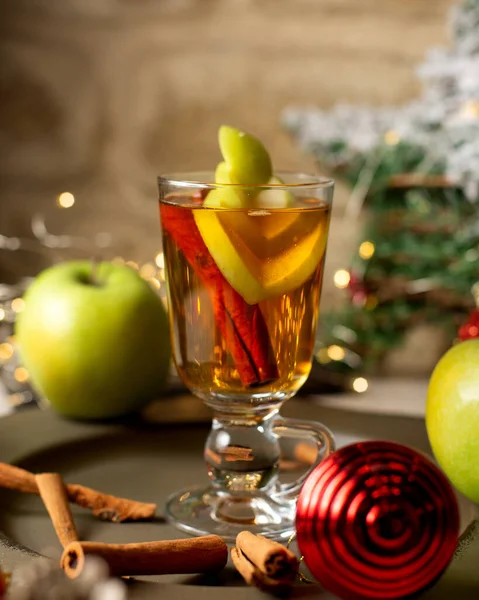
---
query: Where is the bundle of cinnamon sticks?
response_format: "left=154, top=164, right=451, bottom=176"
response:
left=1, top=461, right=303, bottom=595
left=231, top=531, right=299, bottom=596
left=0, top=463, right=228, bottom=578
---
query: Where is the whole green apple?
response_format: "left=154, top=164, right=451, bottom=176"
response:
left=426, top=338, right=479, bottom=503
left=15, top=261, right=171, bottom=420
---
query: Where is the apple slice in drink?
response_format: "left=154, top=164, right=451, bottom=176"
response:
left=215, top=161, right=232, bottom=185
left=213, top=127, right=293, bottom=210
left=255, top=176, right=295, bottom=209
left=218, top=125, right=272, bottom=185
left=207, top=177, right=293, bottom=210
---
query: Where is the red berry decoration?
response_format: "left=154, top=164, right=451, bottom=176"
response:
left=346, top=272, right=369, bottom=306
left=296, top=441, right=459, bottom=600
left=458, top=309, right=479, bottom=341
left=0, top=567, right=5, bottom=599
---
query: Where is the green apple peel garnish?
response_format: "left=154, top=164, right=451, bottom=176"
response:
left=215, top=161, right=232, bottom=185
left=212, top=126, right=294, bottom=209
left=218, top=125, right=272, bottom=185
left=256, top=175, right=295, bottom=209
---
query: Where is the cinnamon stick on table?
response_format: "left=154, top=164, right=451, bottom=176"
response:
left=231, top=547, right=293, bottom=597
left=61, top=536, right=228, bottom=579
left=36, top=473, right=79, bottom=548
left=0, top=462, right=156, bottom=522
left=231, top=531, right=299, bottom=596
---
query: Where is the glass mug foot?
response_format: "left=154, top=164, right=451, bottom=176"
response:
left=164, top=413, right=335, bottom=542
left=165, top=486, right=297, bottom=542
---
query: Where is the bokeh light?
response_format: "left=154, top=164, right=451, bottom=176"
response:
left=56, top=192, right=75, bottom=208
left=352, top=377, right=369, bottom=393
left=327, top=345, right=345, bottom=361
left=14, top=367, right=29, bottom=383
left=11, top=298, right=25, bottom=313
left=139, top=263, right=156, bottom=280
left=0, top=343, right=14, bottom=361
left=155, top=252, right=165, bottom=269
left=384, top=130, right=400, bottom=146
left=333, top=269, right=351, bottom=289
left=359, top=241, right=375, bottom=260
left=316, top=348, right=331, bottom=364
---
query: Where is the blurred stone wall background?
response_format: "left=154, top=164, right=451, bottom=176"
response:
left=0, top=0, right=453, bottom=372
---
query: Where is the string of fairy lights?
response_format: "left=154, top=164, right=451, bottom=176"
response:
left=310, top=230, right=378, bottom=394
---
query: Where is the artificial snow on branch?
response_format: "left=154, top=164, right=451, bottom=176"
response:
left=283, top=0, right=479, bottom=201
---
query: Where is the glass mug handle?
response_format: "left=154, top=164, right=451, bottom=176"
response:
left=272, top=415, right=336, bottom=501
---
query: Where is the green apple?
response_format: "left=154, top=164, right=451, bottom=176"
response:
left=426, top=339, right=479, bottom=503
left=15, top=261, right=171, bottom=420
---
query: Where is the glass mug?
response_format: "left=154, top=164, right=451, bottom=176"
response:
left=158, top=172, right=335, bottom=541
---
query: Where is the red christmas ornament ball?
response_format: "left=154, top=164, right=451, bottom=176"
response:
left=458, top=309, right=479, bottom=341
left=296, top=441, right=459, bottom=600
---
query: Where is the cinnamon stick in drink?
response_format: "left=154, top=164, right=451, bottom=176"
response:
left=36, top=473, right=79, bottom=548
left=0, top=462, right=156, bottom=522
left=160, top=203, right=279, bottom=387
left=61, top=536, right=228, bottom=579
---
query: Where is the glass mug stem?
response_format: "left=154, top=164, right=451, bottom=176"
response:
left=164, top=406, right=335, bottom=540
left=205, top=410, right=335, bottom=499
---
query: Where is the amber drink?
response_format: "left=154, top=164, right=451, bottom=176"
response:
left=162, top=199, right=330, bottom=409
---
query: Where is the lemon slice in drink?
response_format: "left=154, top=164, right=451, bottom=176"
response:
left=195, top=197, right=328, bottom=304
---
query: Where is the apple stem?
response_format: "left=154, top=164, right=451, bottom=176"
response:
left=89, top=257, right=102, bottom=287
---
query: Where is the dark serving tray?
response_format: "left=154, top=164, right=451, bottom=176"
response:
left=0, top=396, right=476, bottom=599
